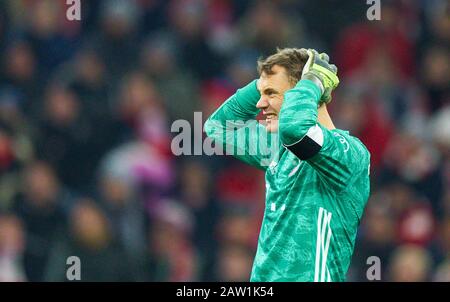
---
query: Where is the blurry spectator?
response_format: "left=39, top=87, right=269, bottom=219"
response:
left=178, top=159, right=220, bottom=280
left=68, top=46, right=118, bottom=169
left=90, top=0, right=141, bottom=84
left=69, top=46, right=110, bottom=121
left=44, top=198, right=133, bottom=281
left=331, top=89, right=366, bottom=136
left=384, top=182, right=419, bottom=216
left=12, top=161, right=72, bottom=281
left=335, top=0, right=416, bottom=78
left=215, top=162, right=265, bottom=208
left=429, top=105, right=450, bottom=155
left=352, top=191, right=396, bottom=280
left=297, top=0, right=367, bottom=50
left=433, top=215, right=450, bottom=262
left=237, top=0, right=305, bottom=56
left=1, top=41, right=39, bottom=119
left=388, top=244, right=433, bottom=282
left=215, top=242, right=254, bottom=282
left=114, top=71, right=176, bottom=199
left=421, top=46, right=450, bottom=113
left=0, top=88, right=35, bottom=209
left=225, top=50, right=259, bottom=89
left=23, top=0, right=80, bottom=77
left=115, top=71, right=169, bottom=145
left=98, top=172, right=147, bottom=280
left=147, top=199, right=198, bottom=281
left=0, top=214, right=26, bottom=282
left=0, top=3, right=8, bottom=53
left=139, top=1, right=170, bottom=32
left=35, top=84, right=100, bottom=192
left=216, top=207, right=258, bottom=248
left=381, top=132, right=443, bottom=209
left=98, top=140, right=175, bottom=214
left=330, top=86, right=393, bottom=168
left=422, top=0, right=450, bottom=45
left=397, top=202, right=436, bottom=246
left=168, top=0, right=223, bottom=79
left=205, top=0, right=238, bottom=57
left=139, top=32, right=201, bottom=123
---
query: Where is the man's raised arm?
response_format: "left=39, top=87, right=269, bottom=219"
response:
left=204, top=80, right=276, bottom=170
left=279, top=49, right=369, bottom=190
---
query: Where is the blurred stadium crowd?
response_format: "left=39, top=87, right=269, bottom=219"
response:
left=0, top=0, right=449, bottom=282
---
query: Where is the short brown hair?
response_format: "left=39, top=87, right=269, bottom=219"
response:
left=257, top=48, right=309, bottom=85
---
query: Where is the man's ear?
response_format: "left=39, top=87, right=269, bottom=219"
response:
left=288, top=77, right=298, bottom=88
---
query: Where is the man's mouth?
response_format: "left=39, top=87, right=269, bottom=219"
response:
left=264, top=113, right=277, bottom=120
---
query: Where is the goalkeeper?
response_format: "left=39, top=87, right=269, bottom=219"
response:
left=205, top=48, right=371, bottom=282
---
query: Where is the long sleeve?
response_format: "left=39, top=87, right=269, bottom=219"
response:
left=279, top=79, right=322, bottom=148
left=279, top=79, right=371, bottom=191
left=204, top=80, right=278, bottom=170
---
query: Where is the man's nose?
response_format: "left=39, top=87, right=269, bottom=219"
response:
left=256, top=96, right=269, bottom=109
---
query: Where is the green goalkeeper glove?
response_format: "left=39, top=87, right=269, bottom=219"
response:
left=300, top=49, right=339, bottom=105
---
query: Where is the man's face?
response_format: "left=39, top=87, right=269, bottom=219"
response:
left=256, top=65, right=294, bottom=133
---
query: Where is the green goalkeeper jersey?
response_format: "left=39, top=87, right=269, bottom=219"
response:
left=204, top=79, right=371, bottom=282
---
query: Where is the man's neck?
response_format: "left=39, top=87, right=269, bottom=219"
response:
left=317, top=104, right=336, bottom=130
